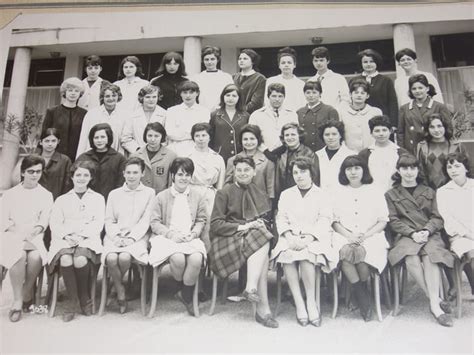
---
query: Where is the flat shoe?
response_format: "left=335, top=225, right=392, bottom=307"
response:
left=255, top=312, right=279, bottom=328
left=431, top=312, right=453, bottom=327
left=242, top=289, right=260, bottom=303
left=8, top=309, right=22, bottom=323
left=175, top=291, right=195, bottom=316
left=296, top=317, right=309, bottom=327
left=62, top=312, right=75, bottom=322
left=81, top=300, right=93, bottom=316
left=440, top=300, right=453, bottom=314
left=309, top=317, right=322, bottom=327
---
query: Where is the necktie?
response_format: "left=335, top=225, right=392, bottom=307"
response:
left=274, top=109, right=279, bottom=117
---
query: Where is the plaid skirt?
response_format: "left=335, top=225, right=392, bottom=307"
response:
left=210, top=227, right=273, bottom=279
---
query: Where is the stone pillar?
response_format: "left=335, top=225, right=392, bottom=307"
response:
left=183, top=36, right=202, bottom=76
left=64, top=53, right=82, bottom=79
left=0, top=23, right=14, bottom=106
left=0, top=47, right=32, bottom=190
left=393, top=23, right=416, bottom=78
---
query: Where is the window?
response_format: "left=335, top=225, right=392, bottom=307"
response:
left=4, top=58, right=66, bottom=87
left=431, top=32, right=474, bottom=68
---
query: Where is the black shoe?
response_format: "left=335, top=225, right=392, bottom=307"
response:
left=62, top=312, right=75, bottom=322
left=440, top=300, right=453, bottom=314
left=175, top=291, right=195, bottom=316
left=81, top=300, right=93, bottom=316
left=198, top=291, right=210, bottom=303
left=22, top=300, right=33, bottom=312
left=255, top=312, right=279, bottom=328
left=242, top=289, right=260, bottom=303
left=8, top=309, right=22, bottom=322
left=431, top=311, right=453, bottom=327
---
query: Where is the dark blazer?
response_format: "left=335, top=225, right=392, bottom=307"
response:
left=150, top=74, right=188, bottom=109
left=38, top=150, right=72, bottom=200
left=76, top=148, right=126, bottom=200
left=209, top=108, right=250, bottom=163
left=232, top=72, right=266, bottom=114
left=297, top=103, right=339, bottom=152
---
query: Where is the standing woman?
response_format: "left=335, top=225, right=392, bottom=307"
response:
left=41, top=77, right=87, bottom=161
left=114, top=56, right=149, bottom=112
left=210, top=156, right=278, bottom=328
left=316, top=120, right=356, bottom=192
left=121, top=85, right=167, bottom=155
left=192, top=46, right=233, bottom=111
left=275, top=123, right=320, bottom=199
left=394, top=48, right=444, bottom=107
left=76, top=123, right=126, bottom=200
left=233, top=49, right=266, bottom=115
left=225, top=124, right=275, bottom=200
left=38, top=128, right=72, bottom=200
left=264, top=47, right=306, bottom=112
left=209, top=83, right=250, bottom=163
left=132, top=122, right=177, bottom=194
left=76, top=83, right=128, bottom=157
left=398, top=74, right=452, bottom=155
left=416, top=113, right=467, bottom=190
left=1, top=155, right=53, bottom=322
left=48, top=160, right=105, bottom=322
left=271, top=157, right=337, bottom=327
left=103, top=157, right=155, bottom=313
left=385, top=154, right=454, bottom=327
left=354, top=49, right=398, bottom=131
left=332, top=155, right=389, bottom=321
left=148, top=158, right=208, bottom=315
left=150, top=52, right=189, bottom=109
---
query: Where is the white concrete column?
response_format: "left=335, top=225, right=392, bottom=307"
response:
left=0, top=23, right=14, bottom=106
left=393, top=23, right=416, bottom=78
left=415, top=33, right=436, bottom=75
left=64, top=53, right=82, bottom=79
left=220, top=47, right=238, bottom=74
left=183, top=36, right=202, bottom=76
left=1, top=47, right=32, bottom=190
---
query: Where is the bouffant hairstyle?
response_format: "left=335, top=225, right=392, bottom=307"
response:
left=191, top=122, right=212, bottom=141
left=40, top=127, right=61, bottom=141
left=267, top=82, right=286, bottom=97
left=137, top=85, right=160, bottom=104
left=424, top=113, right=453, bottom=142
left=338, top=155, right=373, bottom=185
left=233, top=155, right=256, bottom=169
left=118, top=55, right=145, bottom=79
left=156, top=51, right=187, bottom=77
left=408, top=74, right=437, bottom=99
left=201, top=46, right=221, bottom=62
left=368, top=115, right=392, bottom=132
left=290, top=156, right=317, bottom=182
left=280, top=122, right=305, bottom=145
left=444, top=151, right=472, bottom=178
left=170, top=157, right=195, bottom=179
left=99, top=83, right=122, bottom=105
left=311, top=46, right=330, bottom=61
left=349, top=78, right=370, bottom=95
left=20, top=154, right=45, bottom=181
left=395, top=48, right=417, bottom=62
left=143, top=122, right=167, bottom=144
left=219, top=83, right=244, bottom=112
left=88, top=123, right=114, bottom=151
left=124, top=156, right=145, bottom=173
left=358, top=49, right=383, bottom=69
left=318, top=119, right=345, bottom=142
left=391, top=154, right=424, bottom=185
left=277, top=47, right=297, bottom=65
left=60, top=77, right=85, bottom=98
left=178, top=80, right=200, bottom=95
left=303, top=80, right=323, bottom=94
left=239, top=49, right=261, bottom=71
left=240, top=124, right=264, bottom=147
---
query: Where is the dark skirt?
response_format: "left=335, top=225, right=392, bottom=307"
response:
left=48, top=247, right=100, bottom=274
left=210, top=227, right=273, bottom=279
left=388, top=232, right=454, bottom=268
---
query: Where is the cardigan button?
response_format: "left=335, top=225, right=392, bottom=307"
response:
left=230, top=140, right=234, bottom=144
left=230, top=130, right=233, bottom=134
left=410, top=126, right=415, bottom=131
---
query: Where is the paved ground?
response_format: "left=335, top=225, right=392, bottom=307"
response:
left=0, top=268, right=473, bottom=354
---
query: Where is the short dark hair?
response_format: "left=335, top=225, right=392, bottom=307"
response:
left=267, top=82, right=285, bottom=97
left=156, top=51, right=187, bottom=76
left=88, top=123, right=114, bottom=151
left=70, top=160, right=97, bottom=184
left=349, top=78, right=370, bottom=95
left=240, top=124, right=263, bottom=146
left=358, top=49, right=383, bottom=69
left=445, top=151, right=472, bottom=178
left=369, top=115, right=392, bottom=132
left=99, top=83, right=122, bottom=105
left=408, top=74, right=437, bottom=99
left=311, top=46, right=330, bottom=61
left=191, top=122, right=212, bottom=141
left=318, top=119, right=345, bottom=142
left=424, top=113, right=453, bottom=142
left=339, top=155, right=373, bottom=185
left=143, top=122, right=167, bottom=144
left=391, top=154, right=423, bottom=185
left=303, top=81, right=322, bottom=94
left=138, top=85, right=160, bottom=104
left=233, top=155, right=256, bottom=169
left=84, top=55, right=102, bottom=67
left=40, top=127, right=61, bottom=141
left=280, top=122, right=305, bottom=145
left=170, top=157, right=194, bottom=178
left=178, top=80, right=200, bottom=95
left=201, top=46, right=221, bottom=62
left=290, top=156, right=316, bottom=181
left=240, top=49, right=261, bottom=71
left=219, top=83, right=244, bottom=112
left=118, top=55, right=145, bottom=79
left=20, top=154, right=45, bottom=181
left=395, top=48, right=417, bottom=62
left=277, top=47, right=297, bottom=66
left=124, top=156, right=145, bottom=172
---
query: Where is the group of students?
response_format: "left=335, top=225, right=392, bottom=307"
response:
left=1, top=45, right=472, bottom=330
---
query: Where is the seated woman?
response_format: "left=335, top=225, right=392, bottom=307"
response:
left=271, top=157, right=337, bottom=327
left=1, top=155, right=53, bottom=322
left=187, top=122, right=226, bottom=250
left=275, top=122, right=320, bottom=199
left=437, top=152, right=474, bottom=294
left=48, top=160, right=105, bottom=322
left=210, top=156, right=278, bottom=328
left=76, top=122, right=126, bottom=200
left=225, top=124, right=275, bottom=200
left=332, top=155, right=389, bottom=322
left=385, top=154, right=454, bottom=327
left=103, top=157, right=155, bottom=314
left=132, top=122, right=177, bottom=194
left=148, top=158, right=207, bottom=315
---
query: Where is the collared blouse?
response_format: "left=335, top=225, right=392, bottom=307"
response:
left=114, top=77, right=150, bottom=112
left=78, top=77, right=103, bottom=111
left=316, top=143, right=356, bottom=192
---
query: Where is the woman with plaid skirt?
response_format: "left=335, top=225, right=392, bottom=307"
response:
left=209, top=155, right=278, bottom=328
